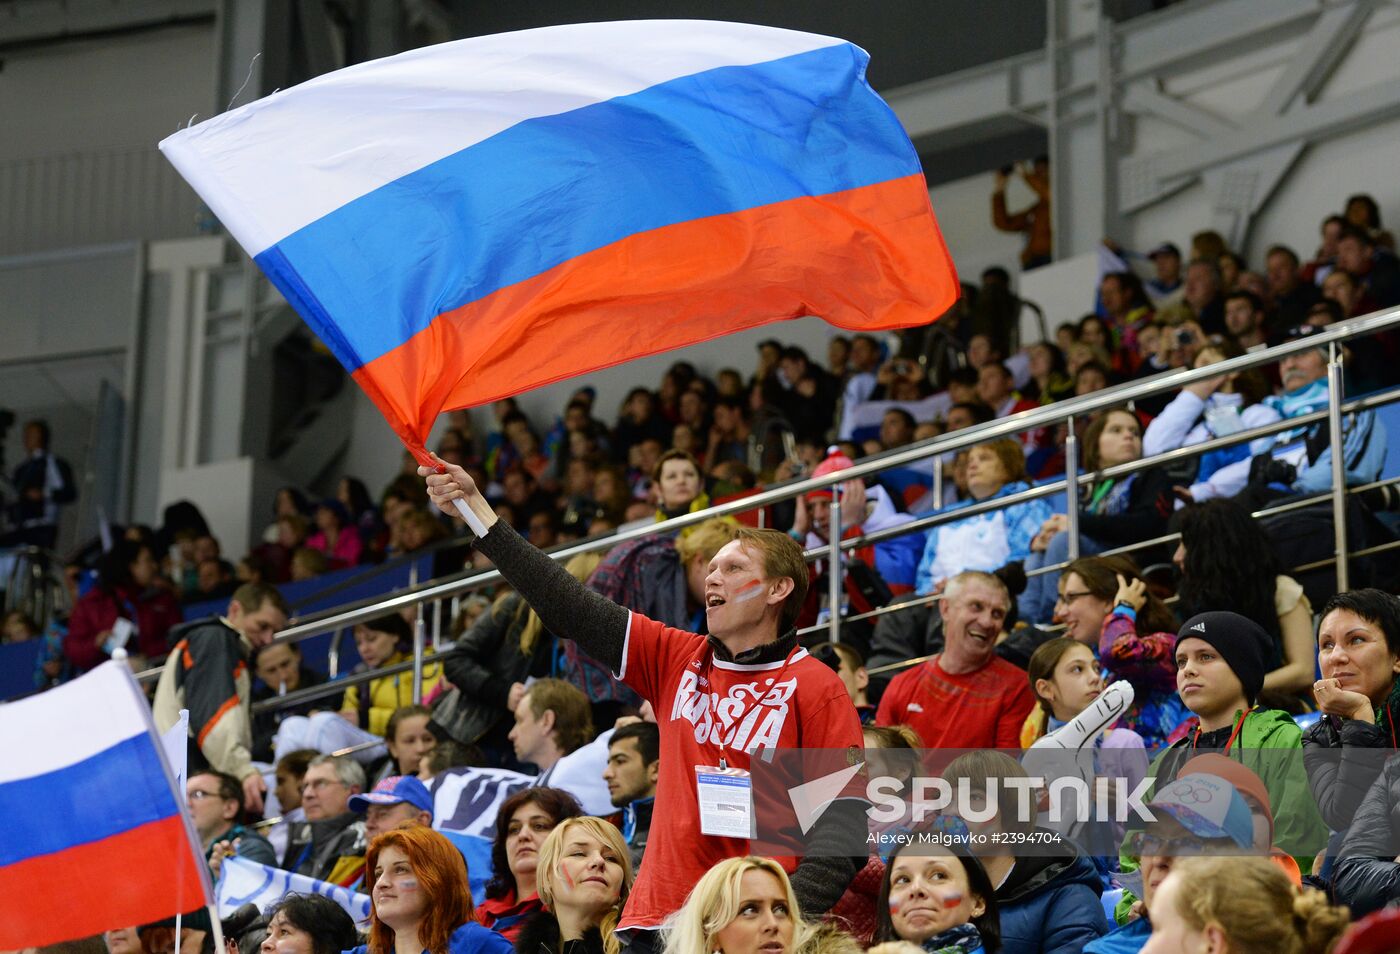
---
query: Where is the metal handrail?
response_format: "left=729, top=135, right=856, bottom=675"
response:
left=134, top=306, right=1400, bottom=687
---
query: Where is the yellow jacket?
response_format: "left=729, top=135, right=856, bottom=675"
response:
left=340, top=650, right=442, bottom=736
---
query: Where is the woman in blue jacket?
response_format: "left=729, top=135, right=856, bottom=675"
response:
left=353, top=826, right=513, bottom=954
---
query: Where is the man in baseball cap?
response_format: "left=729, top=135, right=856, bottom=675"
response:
left=350, top=774, right=435, bottom=839
left=320, top=775, right=435, bottom=890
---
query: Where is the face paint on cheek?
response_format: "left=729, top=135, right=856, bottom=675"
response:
left=560, top=864, right=575, bottom=890
left=940, top=891, right=964, bottom=909
left=396, top=878, right=419, bottom=892
left=732, top=578, right=766, bottom=604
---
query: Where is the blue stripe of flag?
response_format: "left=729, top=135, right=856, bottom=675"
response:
left=255, top=42, right=921, bottom=373
left=0, top=734, right=181, bottom=866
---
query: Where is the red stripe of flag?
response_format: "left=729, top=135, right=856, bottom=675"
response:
left=0, top=816, right=208, bottom=947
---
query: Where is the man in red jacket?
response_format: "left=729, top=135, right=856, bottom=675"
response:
left=876, top=570, right=1034, bottom=749
left=423, top=456, right=865, bottom=942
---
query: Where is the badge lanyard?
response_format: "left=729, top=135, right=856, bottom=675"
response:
left=708, top=645, right=800, bottom=769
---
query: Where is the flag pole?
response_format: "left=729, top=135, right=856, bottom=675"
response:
left=208, top=906, right=226, bottom=954
left=451, top=497, right=490, bottom=538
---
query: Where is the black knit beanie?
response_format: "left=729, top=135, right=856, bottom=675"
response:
left=1175, top=611, right=1270, bottom=705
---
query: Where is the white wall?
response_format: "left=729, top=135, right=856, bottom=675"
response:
left=0, top=23, right=215, bottom=160
left=926, top=6, right=1400, bottom=288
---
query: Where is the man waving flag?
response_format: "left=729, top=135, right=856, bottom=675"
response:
left=161, top=20, right=957, bottom=460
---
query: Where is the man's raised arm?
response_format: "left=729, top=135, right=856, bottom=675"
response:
left=421, top=456, right=629, bottom=671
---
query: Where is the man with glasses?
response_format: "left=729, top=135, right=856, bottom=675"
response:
left=186, top=769, right=276, bottom=868
left=280, top=754, right=366, bottom=880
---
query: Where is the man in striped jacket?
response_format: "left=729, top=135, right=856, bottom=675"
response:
left=154, top=583, right=290, bottom=814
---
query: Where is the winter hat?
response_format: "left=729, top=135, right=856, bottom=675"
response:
left=1180, top=753, right=1274, bottom=843
left=1175, top=611, right=1269, bottom=705
left=807, top=447, right=856, bottom=501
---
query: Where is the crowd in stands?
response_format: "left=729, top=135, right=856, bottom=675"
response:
left=13, top=193, right=1400, bottom=954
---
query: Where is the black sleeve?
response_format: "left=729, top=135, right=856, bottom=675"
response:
left=1334, top=760, right=1400, bottom=918
left=865, top=593, right=937, bottom=699
left=1302, top=717, right=1389, bottom=831
left=442, top=596, right=517, bottom=709
left=52, top=456, right=78, bottom=504
left=789, top=799, right=867, bottom=915
left=472, top=521, right=630, bottom=672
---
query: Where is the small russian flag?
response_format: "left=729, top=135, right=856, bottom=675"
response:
left=0, top=662, right=212, bottom=947
left=160, top=20, right=958, bottom=463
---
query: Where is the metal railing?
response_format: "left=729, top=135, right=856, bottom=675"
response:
left=139, top=305, right=1400, bottom=707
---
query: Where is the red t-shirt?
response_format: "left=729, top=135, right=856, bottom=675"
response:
left=617, top=612, right=863, bottom=930
left=875, top=655, right=1034, bottom=750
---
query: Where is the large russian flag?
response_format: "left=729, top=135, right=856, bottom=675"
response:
left=160, top=20, right=957, bottom=456
left=0, top=662, right=212, bottom=947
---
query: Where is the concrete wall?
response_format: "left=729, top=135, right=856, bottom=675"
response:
left=931, top=5, right=1400, bottom=295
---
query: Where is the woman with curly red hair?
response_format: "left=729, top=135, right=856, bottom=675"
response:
left=355, top=826, right=512, bottom=954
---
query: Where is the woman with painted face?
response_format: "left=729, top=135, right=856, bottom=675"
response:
left=516, top=817, right=633, bottom=954
left=259, top=894, right=358, bottom=954
left=355, top=826, right=512, bottom=954
left=873, top=841, right=1002, bottom=953
left=478, top=788, right=584, bottom=943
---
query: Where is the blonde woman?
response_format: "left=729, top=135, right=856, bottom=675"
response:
left=516, top=816, right=632, bottom=954
left=665, top=856, right=856, bottom=954
left=440, top=552, right=603, bottom=758
left=1143, top=857, right=1348, bottom=954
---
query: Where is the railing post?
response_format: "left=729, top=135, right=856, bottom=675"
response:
left=411, top=545, right=425, bottom=703
left=932, top=455, right=944, bottom=509
left=827, top=498, right=842, bottom=644
left=1064, top=415, right=1081, bottom=562
left=412, top=603, right=426, bottom=705
left=1328, top=342, right=1350, bottom=591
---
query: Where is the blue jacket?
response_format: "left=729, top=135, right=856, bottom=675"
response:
left=1084, top=917, right=1150, bottom=954
left=347, top=922, right=512, bottom=954
left=914, top=481, right=1053, bottom=595
left=997, top=850, right=1109, bottom=954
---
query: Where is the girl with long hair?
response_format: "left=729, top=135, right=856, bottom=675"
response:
left=1176, top=499, right=1315, bottom=701
left=357, top=826, right=512, bottom=954
left=1022, top=408, right=1174, bottom=623
left=65, top=538, right=181, bottom=672
left=477, top=788, right=585, bottom=943
left=516, top=817, right=633, bottom=954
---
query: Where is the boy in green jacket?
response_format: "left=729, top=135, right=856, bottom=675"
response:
left=1146, top=611, right=1327, bottom=866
